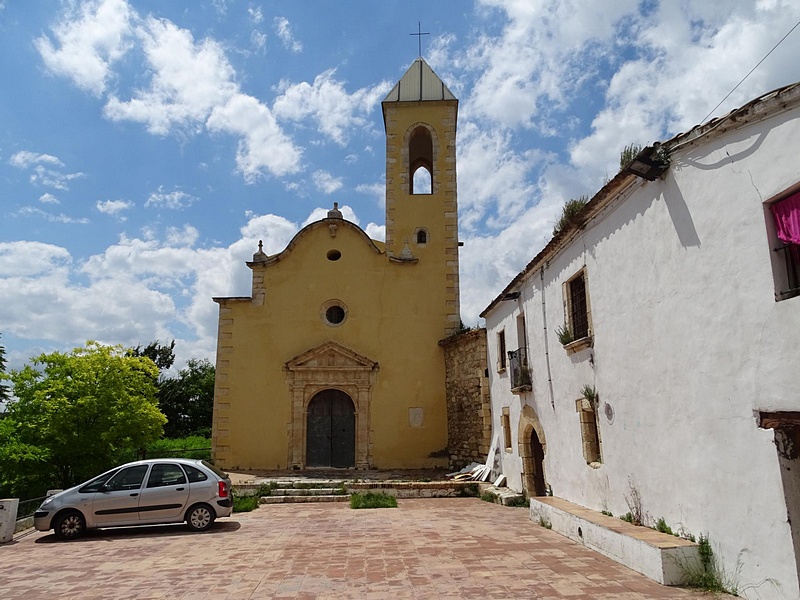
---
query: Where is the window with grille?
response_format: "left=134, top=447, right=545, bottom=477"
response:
left=564, top=269, right=592, bottom=342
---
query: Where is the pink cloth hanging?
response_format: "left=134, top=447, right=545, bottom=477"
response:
left=771, top=191, right=800, bottom=246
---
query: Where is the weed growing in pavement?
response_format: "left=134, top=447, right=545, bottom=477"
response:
left=674, top=534, right=743, bottom=595
left=480, top=490, right=499, bottom=503
left=233, top=495, right=260, bottom=512
left=538, top=516, right=552, bottom=529
left=256, top=481, right=278, bottom=497
left=350, top=492, right=398, bottom=509
left=601, top=510, right=613, bottom=517
left=655, top=517, right=673, bottom=535
left=505, top=496, right=529, bottom=508
left=623, top=476, right=644, bottom=525
left=458, top=483, right=480, bottom=497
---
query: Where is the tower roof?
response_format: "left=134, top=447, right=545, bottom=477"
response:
left=383, top=57, right=456, bottom=102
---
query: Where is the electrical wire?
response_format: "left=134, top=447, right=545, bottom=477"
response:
left=701, top=19, right=800, bottom=123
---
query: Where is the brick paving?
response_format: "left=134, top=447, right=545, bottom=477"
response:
left=0, top=498, right=729, bottom=599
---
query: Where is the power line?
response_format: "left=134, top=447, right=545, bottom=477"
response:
left=701, top=18, right=800, bottom=123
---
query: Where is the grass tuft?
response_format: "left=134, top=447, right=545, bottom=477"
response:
left=350, top=492, right=397, bottom=509
left=233, top=495, right=260, bottom=513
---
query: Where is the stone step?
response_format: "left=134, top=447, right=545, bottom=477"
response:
left=260, top=494, right=351, bottom=504
left=270, top=487, right=346, bottom=496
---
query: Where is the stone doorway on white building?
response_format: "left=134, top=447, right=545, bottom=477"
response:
left=519, top=404, right=547, bottom=497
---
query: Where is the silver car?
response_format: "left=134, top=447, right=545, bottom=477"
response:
left=33, top=458, right=233, bottom=540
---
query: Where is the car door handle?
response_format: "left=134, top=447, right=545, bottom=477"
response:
left=176, top=487, right=185, bottom=491
left=130, top=493, right=139, bottom=497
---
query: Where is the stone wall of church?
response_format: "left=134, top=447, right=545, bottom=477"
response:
left=440, top=328, right=491, bottom=469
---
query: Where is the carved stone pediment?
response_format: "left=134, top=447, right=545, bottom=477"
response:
left=285, top=340, right=378, bottom=372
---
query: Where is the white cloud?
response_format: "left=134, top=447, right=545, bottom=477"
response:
left=104, top=16, right=238, bottom=135
left=206, top=94, right=303, bottom=181
left=365, top=223, right=385, bottom=242
left=145, top=186, right=197, bottom=209
left=17, top=207, right=90, bottom=224
left=456, top=122, right=545, bottom=231
left=36, top=3, right=303, bottom=182
left=96, top=199, right=133, bottom=216
left=35, top=0, right=133, bottom=96
left=39, top=193, right=59, bottom=205
left=274, top=17, right=302, bottom=53
left=30, top=165, right=85, bottom=191
left=248, top=6, right=264, bottom=25
left=301, top=204, right=360, bottom=227
left=251, top=30, right=267, bottom=52
left=273, top=69, right=391, bottom=145
left=9, top=151, right=64, bottom=169
left=10, top=151, right=84, bottom=191
left=312, top=170, right=343, bottom=194
left=356, top=182, right=385, bottom=209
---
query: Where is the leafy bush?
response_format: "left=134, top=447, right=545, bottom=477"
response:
left=350, top=491, right=397, bottom=509
left=141, top=435, right=211, bottom=460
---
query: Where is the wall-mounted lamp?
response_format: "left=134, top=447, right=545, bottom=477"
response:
left=623, top=144, right=669, bottom=181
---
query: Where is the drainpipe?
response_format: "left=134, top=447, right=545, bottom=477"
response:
left=540, top=266, right=556, bottom=410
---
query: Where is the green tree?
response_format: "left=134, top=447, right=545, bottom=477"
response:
left=0, top=333, right=10, bottom=404
left=158, top=359, right=215, bottom=438
left=0, top=342, right=166, bottom=497
left=129, top=339, right=176, bottom=373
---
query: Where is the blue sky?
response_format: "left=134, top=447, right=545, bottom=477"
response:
left=2, top=0, right=800, bottom=372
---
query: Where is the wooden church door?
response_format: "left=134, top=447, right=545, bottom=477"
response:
left=306, top=390, right=356, bottom=468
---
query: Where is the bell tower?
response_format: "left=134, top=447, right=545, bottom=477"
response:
left=382, top=58, right=460, bottom=335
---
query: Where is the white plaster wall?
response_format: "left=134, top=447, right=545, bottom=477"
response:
left=484, top=106, right=800, bottom=598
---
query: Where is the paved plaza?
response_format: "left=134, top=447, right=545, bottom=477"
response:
left=1, top=498, right=730, bottom=599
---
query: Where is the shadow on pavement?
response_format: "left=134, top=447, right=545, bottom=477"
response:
left=35, top=520, right=241, bottom=543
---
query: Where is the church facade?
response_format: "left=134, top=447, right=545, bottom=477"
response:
left=211, top=59, right=460, bottom=470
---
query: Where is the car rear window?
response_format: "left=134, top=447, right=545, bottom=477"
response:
left=201, top=460, right=229, bottom=479
left=183, top=465, right=208, bottom=483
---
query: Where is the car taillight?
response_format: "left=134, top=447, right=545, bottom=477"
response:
left=218, top=481, right=229, bottom=498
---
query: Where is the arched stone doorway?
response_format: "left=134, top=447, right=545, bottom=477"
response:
left=307, top=389, right=355, bottom=468
left=518, top=404, right=547, bottom=497
left=285, top=341, right=378, bottom=469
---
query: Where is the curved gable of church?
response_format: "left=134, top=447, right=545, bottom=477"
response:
left=253, top=218, right=383, bottom=268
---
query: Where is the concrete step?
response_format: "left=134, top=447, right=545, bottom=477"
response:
left=260, top=494, right=351, bottom=504
left=270, top=487, right=346, bottom=496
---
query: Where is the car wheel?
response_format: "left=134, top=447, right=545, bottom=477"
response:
left=54, top=510, right=85, bottom=541
left=186, top=503, right=215, bottom=532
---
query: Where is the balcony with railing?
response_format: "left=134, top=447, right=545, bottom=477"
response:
left=508, top=347, right=532, bottom=394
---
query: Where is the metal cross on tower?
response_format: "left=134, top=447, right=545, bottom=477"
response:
left=410, top=21, right=430, bottom=57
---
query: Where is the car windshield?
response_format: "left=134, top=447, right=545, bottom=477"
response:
left=201, top=460, right=228, bottom=479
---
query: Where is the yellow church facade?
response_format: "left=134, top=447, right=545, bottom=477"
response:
left=211, top=59, right=461, bottom=470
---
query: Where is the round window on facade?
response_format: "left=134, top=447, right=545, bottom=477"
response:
left=321, top=300, right=347, bottom=327
left=327, top=249, right=341, bottom=261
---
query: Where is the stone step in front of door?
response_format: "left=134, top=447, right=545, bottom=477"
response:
left=270, top=487, right=346, bottom=496
left=260, top=494, right=351, bottom=504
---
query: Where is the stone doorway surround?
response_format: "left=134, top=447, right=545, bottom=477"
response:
left=518, top=404, right=547, bottom=497
left=285, top=341, right=379, bottom=470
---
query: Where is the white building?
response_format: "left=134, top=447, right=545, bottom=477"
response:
left=481, top=82, right=800, bottom=597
